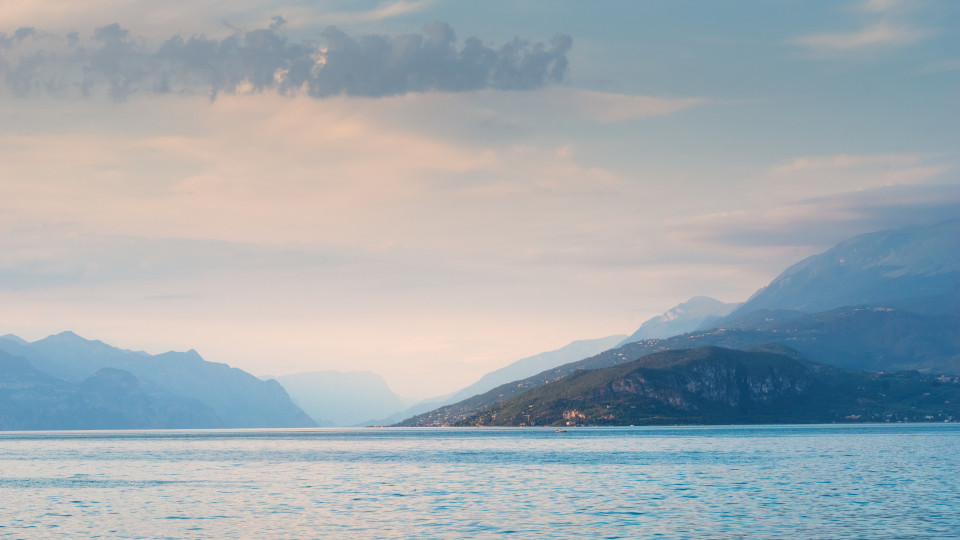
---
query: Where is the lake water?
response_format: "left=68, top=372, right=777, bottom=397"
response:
left=1, top=424, right=958, bottom=538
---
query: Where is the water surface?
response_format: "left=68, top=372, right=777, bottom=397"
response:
left=1, top=424, right=957, bottom=538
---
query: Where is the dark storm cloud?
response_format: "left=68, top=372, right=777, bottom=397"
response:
left=0, top=20, right=572, bottom=100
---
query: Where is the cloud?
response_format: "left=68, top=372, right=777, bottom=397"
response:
left=769, top=152, right=943, bottom=177
left=0, top=26, right=35, bottom=48
left=0, top=91, right=642, bottom=257
left=318, top=0, right=439, bottom=25
left=669, top=150, right=959, bottom=253
left=793, top=22, right=930, bottom=52
left=0, top=20, right=572, bottom=100
left=367, top=87, right=705, bottom=132
left=362, top=0, right=436, bottom=20
left=0, top=1, right=436, bottom=36
left=858, top=0, right=904, bottom=14
left=559, top=90, right=704, bottom=123
left=0, top=232, right=363, bottom=291
left=765, top=152, right=949, bottom=200
left=677, top=182, right=960, bottom=250
left=790, top=0, right=932, bottom=53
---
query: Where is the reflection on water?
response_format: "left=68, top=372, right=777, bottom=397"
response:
left=1, top=425, right=958, bottom=538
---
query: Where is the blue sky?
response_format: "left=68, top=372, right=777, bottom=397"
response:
left=1, top=0, right=957, bottom=398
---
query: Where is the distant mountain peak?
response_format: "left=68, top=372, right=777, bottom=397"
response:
left=619, top=296, right=739, bottom=345
left=729, top=220, right=960, bottom=317
left=0, top=334, right=28, bottom=345
left=47, top=330, right=93, bottom=343
left=274, top=370, right=413, bottom=427
left=400, top=221, right=960, bottom=427
left=658, top=296, right=728, bottom=320
left=0, top=333, right=315, bottom=429
left=685, top=295, right=727, bottom=305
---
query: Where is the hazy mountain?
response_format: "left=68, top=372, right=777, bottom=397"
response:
left=0, top=334, right=28, bottom=346
left=372, top=396, right=457, bottom=427
left=0, top=332, right=315, bottom=428
left=373, top=334, right=627, bottom=425
left=445, top=335, right=627, bottom=403
left=618, top=297, right=739, bottom=346
left=0, top=350, right=223, bottom=430
left=727, top=219, right=960, bottom=319
left=456, top=347, right=960, bottom=427
left=398, top=221, right=960, bottom=426
left=273, top=370, right=416, bottom=426
left=13, top=331, right=151, bottom=383
left=398, top=305, right=960, bottom=426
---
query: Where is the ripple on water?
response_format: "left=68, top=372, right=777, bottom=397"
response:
left=0, top=425, right=958, bottom=538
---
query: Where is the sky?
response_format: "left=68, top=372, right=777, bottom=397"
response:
left=1, top=0, right=957, bottom=399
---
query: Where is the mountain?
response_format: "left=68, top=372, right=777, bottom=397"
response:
left=727, top=220, right=960, bottom=318
left=398, top=305, right=960, bottom=426
left=0, top=350, right=223, bottom=430
left=371, top=396, right=456, bottom=427
left=273, top=370, right=415, bottom=426
left=618, top=297, right=739, bottom=346
left=0, top=332, right=315, bottom=428
left=372, top=334, right=627, bottom=425
left=397, top=221, right=960, bottom=426
left=443, top=335, right=627, bottom=404
left=457, top=347, right=960, bottom=427
left=0, top=334, right=28, bottom=346
left=12, top=331, right=152, bottom=382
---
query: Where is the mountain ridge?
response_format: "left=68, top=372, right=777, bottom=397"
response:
left=371, top=334, right=628, bottom=425
left=456, top=346, right=960, bottom=427
left=727, top=219, right=960, bottom=318
left=0, top=333, right=315, bottom=429
left=273, top=370, right=415, bottom=426
left=398, top=221, right=960, bottom=426
left=0, top=350, right=225, bottom=430
left=618, top=296, right=739, bottom=346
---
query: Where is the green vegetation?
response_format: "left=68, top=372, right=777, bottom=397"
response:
left=455, top=347, right=960, bottom=427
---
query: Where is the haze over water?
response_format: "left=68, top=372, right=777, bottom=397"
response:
left=4, top=0, right=958, bottom=398
left=2, top=424, right=958, bottom=538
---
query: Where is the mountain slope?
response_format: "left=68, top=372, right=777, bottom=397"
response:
left=0, top=350, right=223, bottom=430
left=398, top=221, right=960, bottom=427
left=727, top=219, right=960, bottom=318
left=372, top=334, right=628, bottom=425
left=618, top=297, right=739, bottom=345
left=397, top=305, right=960, bottom=426
left=444, top=335, right=627, bottom=404
left=458, top=347, right=960, bottom=426
left=274, top=370, right=415, bottom=426
left=20, top=331, right=147, bottom=382
left=0, top=332, right=315, bottom=428
left=0, top=334, right=28, bottom=346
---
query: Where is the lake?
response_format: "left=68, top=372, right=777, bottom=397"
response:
left=1, top=424, right=958, bottom=538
